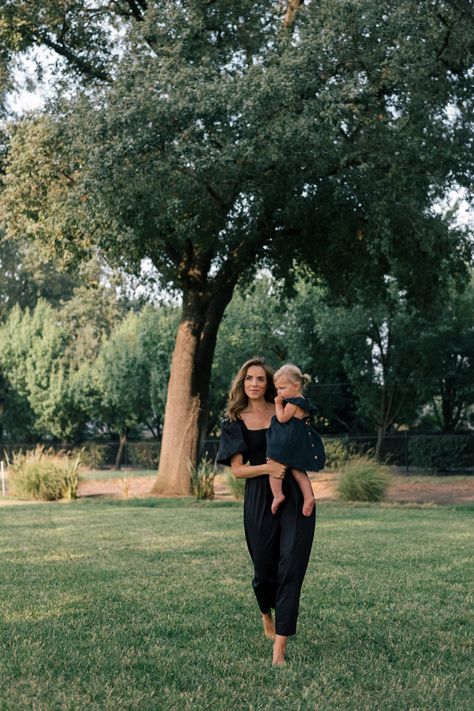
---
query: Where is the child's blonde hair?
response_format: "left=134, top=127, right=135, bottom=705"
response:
left=273, top=364, right=311, bottom=391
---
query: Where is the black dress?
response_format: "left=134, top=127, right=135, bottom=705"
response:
left=266, top=396, right=326, bottom=472
left=217, top=418, right=316, bottom=636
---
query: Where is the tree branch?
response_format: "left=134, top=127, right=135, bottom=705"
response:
left=34, top=32, right=111, bottom=82
left=283, top=1, right=304, bottom=29
left=124, top=0, right=148, bottom=22
left=205, top=184, right=229, bottom=212
left=163, top=238, right=181, bottom=267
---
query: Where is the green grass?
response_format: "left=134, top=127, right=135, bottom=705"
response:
left=0, top=500, right=472, bottom=710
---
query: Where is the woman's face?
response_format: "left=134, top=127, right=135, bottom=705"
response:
left=244, top=365, right=268, bottom=401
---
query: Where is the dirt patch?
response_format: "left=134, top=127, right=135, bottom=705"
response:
left=78, top=475, right=155, bottom=499
left=310, top=471, right=474, bottom=504
left=78, top=471, right=474, bottom=505
left=384, top=478, right=474, bottom=504
left=2, top=471, right=473, bottom=506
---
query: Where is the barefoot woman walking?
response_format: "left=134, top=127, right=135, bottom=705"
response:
left=217, top=358, right=316, bottom=665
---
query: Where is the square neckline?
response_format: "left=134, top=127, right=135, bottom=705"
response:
left=239, top=417, right=269, bottom=432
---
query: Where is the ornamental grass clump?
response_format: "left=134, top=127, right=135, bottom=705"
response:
left=338, top=456, right=390, bottom=502
left=7, top=446, right=81, bottom=501
left=189, top=456, right=216, bottom=500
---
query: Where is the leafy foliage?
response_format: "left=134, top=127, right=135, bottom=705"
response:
left=323, top=438, right=357, bottom=470
left=0, top=239, right=79, bottom=322
left=417, top=276, right=474, bottom=431
left=91, top=304, right=179, bottom=439
left=408, top=435, right=473, bottom=473
left=127, top=442, right=161, bottom=469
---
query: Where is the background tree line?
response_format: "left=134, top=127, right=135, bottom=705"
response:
left=1, top=240, right=473, bottom=467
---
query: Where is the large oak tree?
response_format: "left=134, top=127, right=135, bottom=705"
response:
left=0, top=1, right=472, bottom=492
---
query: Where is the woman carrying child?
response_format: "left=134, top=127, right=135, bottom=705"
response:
left=217, top=358, right=322, bottom=666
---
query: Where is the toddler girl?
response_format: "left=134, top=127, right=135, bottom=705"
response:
left=266, top=364, right=326, bottom=516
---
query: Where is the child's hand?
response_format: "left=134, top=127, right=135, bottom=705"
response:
left=274, top=394, right=284, bottom=405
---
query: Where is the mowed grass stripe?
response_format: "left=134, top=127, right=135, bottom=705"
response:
left=1, top=501, right=472, bottom=710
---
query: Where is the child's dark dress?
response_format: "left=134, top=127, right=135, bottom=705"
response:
left=266, top=396, right=326, bottom=472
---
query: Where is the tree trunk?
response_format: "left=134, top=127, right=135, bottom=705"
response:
left=114, top=431, right=127, bottom=470
left=441, top=378, right=456, bottom=431
left=283, top=0, right=304, bottom=28
left=150, top=280, right=237, bottom=495
left=375, top=425, right=385, bottom=461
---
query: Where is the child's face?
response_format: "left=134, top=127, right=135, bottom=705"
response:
left=275, top=376, right=300, bottom=399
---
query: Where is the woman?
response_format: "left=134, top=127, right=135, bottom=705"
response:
left=217, top=357, right=316, bottom=666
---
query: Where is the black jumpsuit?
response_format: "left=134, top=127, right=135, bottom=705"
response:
left=217, top=418, right=316, bottom=636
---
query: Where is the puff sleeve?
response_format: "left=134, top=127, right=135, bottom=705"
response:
left=216, top=419, right=248, bottom=467
left=284, top=396, right=318, bottom=416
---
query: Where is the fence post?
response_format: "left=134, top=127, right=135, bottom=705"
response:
left=1, top=461, right=5, bottom=496
left=405, top=431, right=409, bottom=474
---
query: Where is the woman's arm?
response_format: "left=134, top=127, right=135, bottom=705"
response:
left=230, top=453, right=286, bottom=480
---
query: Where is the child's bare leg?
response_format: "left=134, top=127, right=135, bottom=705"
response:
left=269, top=474, right=285, bottom=514
left=261, top=611, right=276, bottom=640
left=291, top=468, right=315, bottom=516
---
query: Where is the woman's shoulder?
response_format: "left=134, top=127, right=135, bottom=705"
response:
left=220, top=417, right=245, bottom=437
left=217, top=418, right=247, bottom=466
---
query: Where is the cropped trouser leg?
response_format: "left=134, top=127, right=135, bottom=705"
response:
left=274, top=488, right=316, bottom=636
left=244, top=511, right=279, bottom=614
left=244, top=473, right=316, bottom=636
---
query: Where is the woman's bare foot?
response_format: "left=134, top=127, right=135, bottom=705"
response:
left=302, top=496, right=315, bottom=516
left=272, top=634, right=287, bottom=666
left=271, top=494, right=285, bottom=515
left=262, top=612, right=276, bottom=640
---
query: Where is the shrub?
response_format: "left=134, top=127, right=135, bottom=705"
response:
left=73, top=443, right=111, bottom=469
left=337, top=456, right=390, bottom=502
left=7, top=446, right=81, bottom=501
left=189, top=456, right=216, bottom=500
left=324, top=438, right=357, bottom=470
left=226, top=470, right=246, bottom=500
left=408, top=435, right=473, bottom=473
left=128, top=442, right=161, bottom=469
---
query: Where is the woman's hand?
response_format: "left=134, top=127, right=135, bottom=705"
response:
left=266, top=458, right=286, bottom=479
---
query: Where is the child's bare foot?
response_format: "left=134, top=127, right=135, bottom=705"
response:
left=271, top=494, right=285, bottom=515
left=302, top=497, right=315, bottom=516
left=272, top=635, right=287, bottom=666
left=262, top=612, right=276, bottom=640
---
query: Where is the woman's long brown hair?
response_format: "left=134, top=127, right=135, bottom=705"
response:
left=225, top=357, right=276, bottom=421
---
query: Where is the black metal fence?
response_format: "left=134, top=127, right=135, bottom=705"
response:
left=1, top=432, right=473, bottom=473
left=203, top=432, right=474, bottom=473
left=322, top=432, right=474, bottom=473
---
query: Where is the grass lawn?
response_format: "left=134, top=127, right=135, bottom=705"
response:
left=0, top=500, right=472, bottom=710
